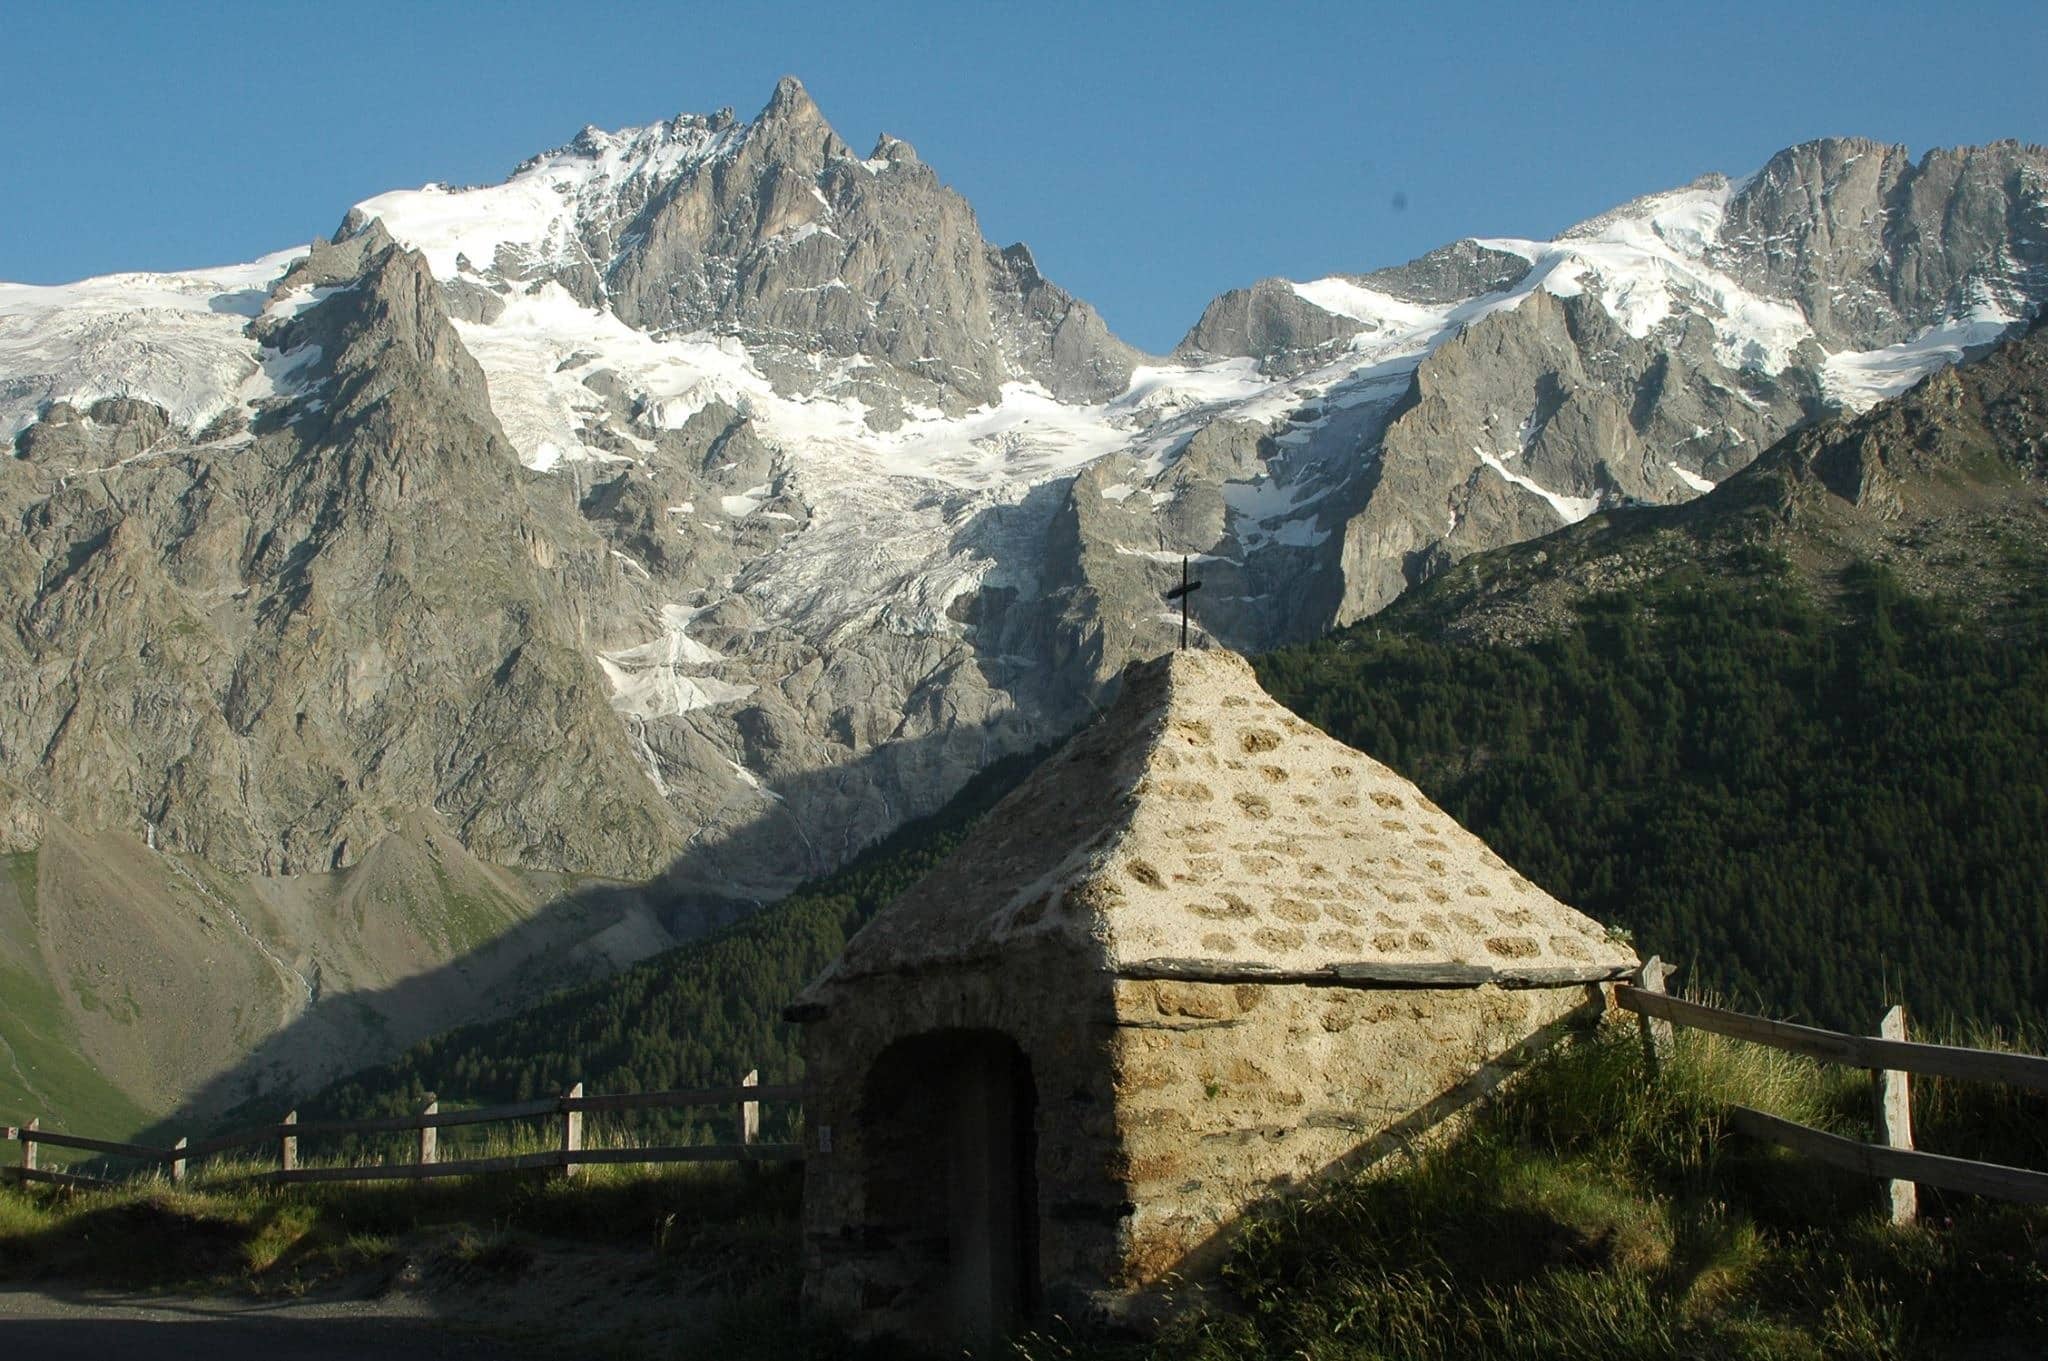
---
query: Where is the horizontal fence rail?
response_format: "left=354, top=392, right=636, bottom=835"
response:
left=1726, top=1107, right=2048, bottom=1206
left=1615, top=985, right=2048, bottom=1094
left=1617, top=956, right=2047, bottom=1223
left=4, top=1071, right=802, bottom=1191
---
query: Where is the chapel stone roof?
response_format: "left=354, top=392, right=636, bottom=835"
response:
left=806, top=648, right=1636, bottom=993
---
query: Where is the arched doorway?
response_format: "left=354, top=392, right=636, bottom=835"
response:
left=861, top=1028, right=1040, bottom=1344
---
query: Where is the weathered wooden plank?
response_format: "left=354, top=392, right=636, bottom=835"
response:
left=566, top=1085, right=802, bottom=1113
left=1729, top=1106, right=2048, bottom=1205
left=1635, top=957, right=1675, bottom=1074
left=1119, top=958, right=1327, bottom=984
left=15, top=1129, right=171, bottom=1162
left=1494, top=964, right=1636, bottom=989
left=13, top=1166, right=114, bottom=1190
left=1616, top=988, right=2048, bottom=1092
left=288, top=1088, right=799, bottom=1132
left=278, top=1086, right=799, bottom=1134
left=1875, top=1006, right=1916, bottom=1225
left=739, top=1070, right=759, bottom=1147
left=561, top=1082, right=583, bottom=1181
left=268, top=1142, right=804, bottom=1185
left=1331, top=962, right=1500, bottom=986
left=276, top=1150, right=567, bottom=1184
left=566, top=1144, right=805, bottom=1166
left=8, top=1079, right=806, bottom=1182
left=287, top=1096, right=563, bottom=1137
left=182, top=1128, right=282, bottom=1159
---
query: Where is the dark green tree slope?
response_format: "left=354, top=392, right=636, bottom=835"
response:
left=1256, top=318, right=2048, bottom=1034
left=1260, top=554, right=2048, bottom=1033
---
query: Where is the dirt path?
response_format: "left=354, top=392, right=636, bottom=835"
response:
left=0, top=1234, right=743, bottom=1359
left=0, top=1285, right=550, bottom=1359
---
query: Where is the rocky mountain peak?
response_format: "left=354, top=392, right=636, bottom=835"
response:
left=870, top=133, right=921, bottom=166
left=1715, top=135, right=2048, bottom=350
left=334, top=78, right=1140, bottom=421
left=739, top=73, right=848, bottom=170
left=762, top=73, right=824, bottom=124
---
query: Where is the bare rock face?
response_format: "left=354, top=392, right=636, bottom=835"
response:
left=1175, top=142, right=2048, bottom=620
left=1330, top=289, right=1812, bottom=617
left=1177, top=279, right=1368, bottom=374
left=1357, top=315, right=2048, bottom=653
left=480, top=77, right=1146, bottom=423
left=1176, top=242, right=1534, bottom=375
left=1714, top=138, right=2048, bottom=348
left=0, top=231, right=681, bottom=878
left=1771, top=312, right=2048, bottom=517
left=1362, top=240, right=1536, bottom=307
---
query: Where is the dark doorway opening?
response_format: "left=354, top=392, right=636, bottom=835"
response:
left=861, top=1028, right=1040, bottom=1344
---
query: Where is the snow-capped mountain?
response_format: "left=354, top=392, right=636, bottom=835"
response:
left=2, top=78, right=2043, bottom=1123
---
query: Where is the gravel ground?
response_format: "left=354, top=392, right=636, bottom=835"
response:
left=0, top=1285, right=550, bottom=1359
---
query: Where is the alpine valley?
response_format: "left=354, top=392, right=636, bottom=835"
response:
left=3, top=78, right=2044, bottom=1134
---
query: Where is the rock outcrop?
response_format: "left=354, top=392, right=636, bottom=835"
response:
left=2, top=228, right=681, bottom=878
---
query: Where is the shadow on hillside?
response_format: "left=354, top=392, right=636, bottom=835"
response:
left=146, top=712, right=1054, bottom=1144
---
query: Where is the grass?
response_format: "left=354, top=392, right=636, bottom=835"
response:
left=1022, top=1016, right=2048, bottom=1361
left=0, top=1121, right=859, bottom=1359
left=0, top=1122, right=804, bottom=1282
left=0, top=956, right=154, bottom=1138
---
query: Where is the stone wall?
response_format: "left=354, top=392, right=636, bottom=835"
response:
left=1105, top=977, right=1605, bottom=1292
left=800, top=957, right=1609, bottom=1341
left=798, top=945, right=1130, bottom=1343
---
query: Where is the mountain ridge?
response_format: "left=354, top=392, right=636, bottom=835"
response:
left=4, top=79, right=2046, bottom=1131
left=288, top=317, right=2048, bottom=1138
left=1361, top=309, right=2048, bottom=647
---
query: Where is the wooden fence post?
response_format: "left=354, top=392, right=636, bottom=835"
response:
left=739, top=1070, right=760, bottom=1150
left=1875, top=1005, right=1917, bottom=1226
left=170, top=1136, right=188, bottom=1186
left=418, top=1100, right=438, bottom=1168
left=1636, top=957, right=1675, bottom=1074
left=561, top=1083, right=583, bottom=1179
left=21, top=1118, right=36, bottom=1178
left=280, top=1110, right=298, bottom=1176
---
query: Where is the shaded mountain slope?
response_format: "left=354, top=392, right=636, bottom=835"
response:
left=266, top=747, right=1046, bottom=1133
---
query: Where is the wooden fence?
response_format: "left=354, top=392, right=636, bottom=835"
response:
left=1616, top=957, right=2048, bottom=1222
left=3, top=1071, right=803, bottom=1190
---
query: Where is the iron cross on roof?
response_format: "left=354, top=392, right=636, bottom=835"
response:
left=1165, top=555, right=1203, bottom=651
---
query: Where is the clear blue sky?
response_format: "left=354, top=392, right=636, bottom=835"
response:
left=4, top=1, right=2043, bottom=353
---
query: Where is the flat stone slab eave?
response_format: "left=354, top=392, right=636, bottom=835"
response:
left=1114, top=957, right=1637, bottom=989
